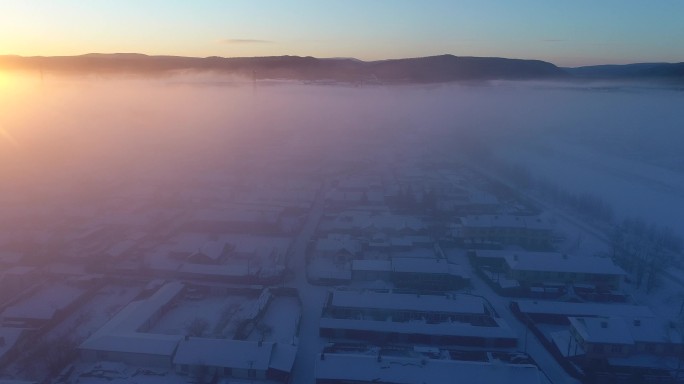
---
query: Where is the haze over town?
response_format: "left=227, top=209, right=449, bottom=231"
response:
left=1, top=2, right=684, bottom=384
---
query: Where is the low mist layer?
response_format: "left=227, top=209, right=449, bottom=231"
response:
left=2, top=71, right=684, bottom=242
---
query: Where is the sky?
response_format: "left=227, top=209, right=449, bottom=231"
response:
left=0, top=0, right=683, bottom=67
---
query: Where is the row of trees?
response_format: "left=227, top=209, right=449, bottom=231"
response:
left=611, top=218, right=682, bottom=292
left=492, top=159, right=683, bottom=292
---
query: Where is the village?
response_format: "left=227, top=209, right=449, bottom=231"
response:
left=1, top=135, right=683, bottom=384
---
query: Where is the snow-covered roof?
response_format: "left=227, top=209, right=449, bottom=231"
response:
left=268, top=343, right=298, bottom=373
left=173, top=338, right=274, bottom=370
left=502, top=252, right=625, bottom=276
left=316, top=353, right=541, bottom=384
left=330, top=290, right=485, bottom=315
left=189, top=240, right=227, bottom=261
left=79, top=282, right=184, bottom=356
left=570, top=316, right=682, bottom=346
left=570, top=317, right=634, bottom=345
left=80, top=332, right=182, bottom=356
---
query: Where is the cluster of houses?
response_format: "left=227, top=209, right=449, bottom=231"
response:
left=2, top=146, right=683, bottom=384
left=79, top=282, right=300, bottom=382
left=0, top=168, right=315, bottom=382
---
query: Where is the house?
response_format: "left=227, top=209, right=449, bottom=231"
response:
left=314, top=234, right=361, bottom=264
left=556, top=316, right=684, bottom=360
left=547, top=315, right=684, bottom=382
left=187, top=240, right=229, bottom=264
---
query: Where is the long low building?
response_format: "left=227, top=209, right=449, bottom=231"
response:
left=320, top=290, right=517, bottom=348
left=316, top=351, right=542, bottom=384
left=79, top=282, right=185, bottom=367
left=512, top=300, right=654, bottom=324
left=460, top=214, right=553, bottom=250
left=474, top=250, right=626, bottom=289
left=351, top=257, right=470, bottom=291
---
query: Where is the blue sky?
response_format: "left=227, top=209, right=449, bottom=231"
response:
left=1, top=0, right=682, bottom=66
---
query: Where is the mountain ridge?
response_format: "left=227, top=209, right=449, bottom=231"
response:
left=1, top=53, right=682, bottom=83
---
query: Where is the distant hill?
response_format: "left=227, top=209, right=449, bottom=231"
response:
left=0, top=53, right=568, bottom=83
left=4, top=53, right=682, bottom=83
left=564, top=62, right=684, bottom=80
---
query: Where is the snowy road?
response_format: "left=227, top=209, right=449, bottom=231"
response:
left=465, top=263, right=580, bottom=384
left=285, top=179, right=329, bottom=384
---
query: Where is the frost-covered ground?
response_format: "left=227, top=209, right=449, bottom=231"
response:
left=499, top=139, right=684, bottom=236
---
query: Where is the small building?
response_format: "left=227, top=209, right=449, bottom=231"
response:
left=314, top=234, right=361, bottom=264
left=187, top=240, right=230, bottom=264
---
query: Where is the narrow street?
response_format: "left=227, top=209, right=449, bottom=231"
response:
left=466, top=262, right=580, bottom=384
left=286, top=179, right=330, bottom=384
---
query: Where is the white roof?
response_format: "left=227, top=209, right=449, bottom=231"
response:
left=330, top=290, right=485, bottom=315
left=269, top=343, right=298, bottom=372
left=570, top=316, right=682, bottom=346
left=502, top=252, right=625, bottom=276
left=570, top=317, right=634, bottom=345
left=173, top=338, right=274, bottom=370
left=80, top=332, right=182, bottom=356
left=190, top=240, right=227, bottom=261
left=79, top=282, right=184, bottom=356
left=316, top=353, right=541, bottom=384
